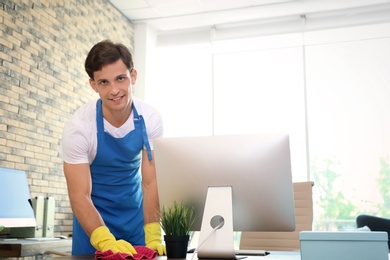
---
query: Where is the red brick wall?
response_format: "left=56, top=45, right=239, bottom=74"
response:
left=0, top=0, right=134, bottom=236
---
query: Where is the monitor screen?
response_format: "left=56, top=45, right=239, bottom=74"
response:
left=154, top=133, right=295, bottom=259
left=0, top=168, right=36, bottom=228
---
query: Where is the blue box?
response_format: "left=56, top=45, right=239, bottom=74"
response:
left=299, top=231, right=388, bottom=260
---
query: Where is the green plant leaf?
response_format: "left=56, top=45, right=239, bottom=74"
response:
left=160, top=201, right=198, bottom=236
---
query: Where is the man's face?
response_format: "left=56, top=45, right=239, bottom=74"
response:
left=89, top=59, right=137, bottom=114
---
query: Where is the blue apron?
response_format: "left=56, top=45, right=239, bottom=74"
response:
left=72, top=99, right=152, bottom=255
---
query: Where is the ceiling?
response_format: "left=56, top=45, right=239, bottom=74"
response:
left=108, top=0, right=390, bottom=32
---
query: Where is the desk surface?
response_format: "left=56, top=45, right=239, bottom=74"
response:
left=49, top=251, right=302, bottom=260
left=52, top=251, right=390, bottom=260
left=2, top=242, right=390, bottom=260
left=0, top=238, right=72, bottom=257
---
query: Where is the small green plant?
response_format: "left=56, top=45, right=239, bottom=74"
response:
left=160, top=201, right=197, bottom=236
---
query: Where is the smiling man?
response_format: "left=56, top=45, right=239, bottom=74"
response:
left=60, top=40, right=165, bottom=256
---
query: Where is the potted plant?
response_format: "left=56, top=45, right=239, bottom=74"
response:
left=160, top=201, right=197, bottom=258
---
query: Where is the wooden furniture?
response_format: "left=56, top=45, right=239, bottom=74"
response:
left=239, top=181, right=314, bottom=251
left=0, top=238, right=72, bottom=257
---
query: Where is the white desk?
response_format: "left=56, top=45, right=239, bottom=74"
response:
left=53, top=252, right=301, bottom=260
left=4, top=249, right=389, bottom=259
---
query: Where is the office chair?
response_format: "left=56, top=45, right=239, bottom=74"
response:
left=356, top=214, right=390, bottom=250
left=239, top=181, right=314, bottom=251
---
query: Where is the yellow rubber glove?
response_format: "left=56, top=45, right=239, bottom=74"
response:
left=90, top=226, right=137, bottom=255
left=144, top=222, right=166, bottom=255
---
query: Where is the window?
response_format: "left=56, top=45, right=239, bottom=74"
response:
left=212, top=36, right=307, bottom=181
left=305, top=27, right=390, bottom=230
left=146, top=22, right=390, bottom=230
left=146, top=44, right=213, bottom=137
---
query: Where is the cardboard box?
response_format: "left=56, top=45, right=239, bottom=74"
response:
left=299, top=231, right=388, bottom=260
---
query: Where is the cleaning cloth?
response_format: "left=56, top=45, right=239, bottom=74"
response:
left=95, top=246, right=158, bottom=260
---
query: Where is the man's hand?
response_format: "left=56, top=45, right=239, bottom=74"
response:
left=144, top=222, right=166, bottom=255
left=90, top=226, right=137, bottom=255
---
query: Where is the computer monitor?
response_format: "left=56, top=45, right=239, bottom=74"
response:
left=154, top=133, right=295, bottom=259
left=0, top=168, right=36, bottom=228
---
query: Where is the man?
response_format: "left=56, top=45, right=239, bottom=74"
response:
left=60, top=40, right=165, bottom=256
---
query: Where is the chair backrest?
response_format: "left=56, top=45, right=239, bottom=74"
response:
left=239, top=181, right=314, bottom=251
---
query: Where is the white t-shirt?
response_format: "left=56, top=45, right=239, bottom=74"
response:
left=60, top=98, right=163, bottom=164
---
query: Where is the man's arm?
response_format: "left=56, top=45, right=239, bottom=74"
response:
left=141, top=149, right=160, bottom=223
left=142, top=149, right=166, bottom=255
left=64, top=162, right=137, bottom=254
left=63, top=162, right=104, bottom=236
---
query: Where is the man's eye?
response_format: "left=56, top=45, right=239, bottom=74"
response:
left=118, top=77, right=125, bottom=81
left=99, top=80, right=108, bottom=85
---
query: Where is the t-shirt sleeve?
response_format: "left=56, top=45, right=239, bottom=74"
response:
left=59, top=116, right=91, bottom=164
left=145, top=109, right=163, bottom=150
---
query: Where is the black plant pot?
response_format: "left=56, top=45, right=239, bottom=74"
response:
left=164, top=235, right=190, bottom=258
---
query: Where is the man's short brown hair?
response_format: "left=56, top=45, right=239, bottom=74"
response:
left=85, top=40, right=134, bottom=80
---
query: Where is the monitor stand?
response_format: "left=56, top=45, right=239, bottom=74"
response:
left=197, top=186, right=236, bottom=259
